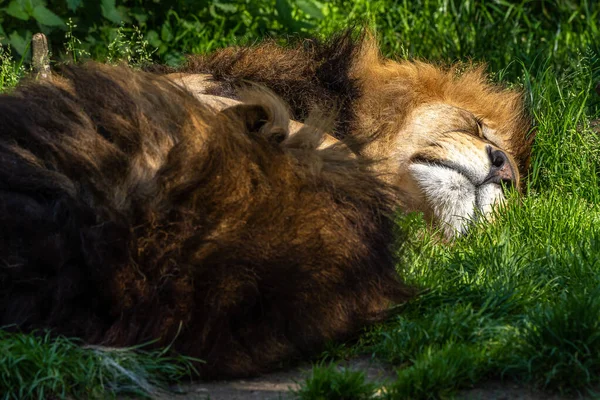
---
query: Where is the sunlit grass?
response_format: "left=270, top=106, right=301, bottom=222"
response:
left=1, top=0, right=600, bottom=398
left=299, top=0, right=600, bottom=398
left=0, top=45, right=23, bottom=92
left=0, top=330, right=198, bottom=400
left=292, top=362, right=378, bottom=400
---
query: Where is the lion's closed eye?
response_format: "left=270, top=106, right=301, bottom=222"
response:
left=474, top=117, right=496, bottom=145
left=474, top=117, right=485, bottom=137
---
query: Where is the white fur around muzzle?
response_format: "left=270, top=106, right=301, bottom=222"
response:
left=409, top=163, right=504, bottom=238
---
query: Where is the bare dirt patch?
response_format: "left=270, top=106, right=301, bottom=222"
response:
left=142, top=357, right=590, bottom=400
left=149, top=356, right=393, bottom=399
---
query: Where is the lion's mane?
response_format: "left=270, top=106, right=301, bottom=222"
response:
left=0, top=63, right=413, bottom=378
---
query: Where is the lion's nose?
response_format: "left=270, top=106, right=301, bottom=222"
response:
left=483, top=146, right=516, bottom=186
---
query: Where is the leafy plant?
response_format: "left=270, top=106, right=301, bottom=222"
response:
left=0, top=0, right=327, bottom=64
left=0, top=43, right=23, bottom=91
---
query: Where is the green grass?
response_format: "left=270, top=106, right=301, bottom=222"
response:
left=299, top=0, right=600, bottom=399
left=0, top=45, right=24, bottom=91
left=0, top=330, right=198, bottom=399
left=1, top=0, right=600, bottom=398
left=292, top=362, right=378, bottom=400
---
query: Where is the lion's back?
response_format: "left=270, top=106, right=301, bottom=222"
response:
left=0, top=63, right=412, bottom=378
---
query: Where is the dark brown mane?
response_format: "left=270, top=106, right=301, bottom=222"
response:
left=0, top=63, right=413, bottom=378
left=148, top=31, right=363, bottom=138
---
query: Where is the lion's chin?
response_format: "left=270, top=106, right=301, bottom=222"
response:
left=409, top=163, right=505, bottom=238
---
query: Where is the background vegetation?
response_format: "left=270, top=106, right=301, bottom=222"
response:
left=0, top=0, right=326, bottom=64
left=1, top=0, right=599, bottom=398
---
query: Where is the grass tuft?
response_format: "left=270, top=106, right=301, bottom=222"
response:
left=385, top=343, right=488, bottom=399
left=0, top=45, right=24, bottom=92
left=505, top=288, right=600, bottom=390
left=292, top=362, right=378, bottom=400
left=0, top=330, right=198, bottom=399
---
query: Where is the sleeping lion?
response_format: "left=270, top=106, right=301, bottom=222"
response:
left=158, top=31, right=535, bottom=238
left=0, top=31, right=534, bottom=381
left=0, top=63, right=413, bottom=379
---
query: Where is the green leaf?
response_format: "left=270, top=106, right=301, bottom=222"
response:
left=9, top=31, right=28, bottom=55
left=29, top=0, right=46, bottom=8
left=101, top=0, right=122, bottom=23
left=296, top=0, right=324, bottom=19
left=160, top=22, right=173, bottom=42
left=131, top=12, right=148, bottom=24
left=275, top=0, right=294, bottom=25
left=293, top=19, right=314, bottom=30
left=66, top=0, right=83, bottom=12
left=145, top=30, right=161, bottom=47
left=214, top=1, right=237, bottom=13
left=5, top=0, right=30, bottom=21
left=32, top=5, right=65, bottom=27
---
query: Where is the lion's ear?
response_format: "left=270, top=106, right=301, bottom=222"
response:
left=221, top=104, right=269, bottom=133
left=220, top=103, right=288, bottom=145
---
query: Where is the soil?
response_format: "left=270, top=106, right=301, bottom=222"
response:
left=151, top=356, right=393, bottom=400
left=141, top=356, right=589, bottom=400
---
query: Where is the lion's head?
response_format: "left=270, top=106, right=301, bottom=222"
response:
left=350, top=43, right=533, bottom=237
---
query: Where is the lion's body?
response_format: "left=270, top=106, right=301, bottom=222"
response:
left=162, top=31, right=534, bottom=237
left=0, top=64, right=412, bottom=378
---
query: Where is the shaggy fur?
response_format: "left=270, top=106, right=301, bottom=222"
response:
left=155, top=30, right=534, bottom=181
left=0, top=64, right=414, bottom=378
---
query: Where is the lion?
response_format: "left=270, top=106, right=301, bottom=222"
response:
left=155, top=30, right=534, bottom=238
left=0, top=63, right=414, bottom=379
